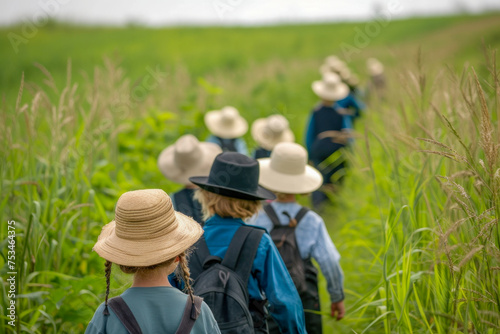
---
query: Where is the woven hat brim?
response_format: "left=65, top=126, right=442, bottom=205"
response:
left=258, top=159, right=323, bottom=194
left=92, top=211, right=203, bottom=267
left=251, top=118, right=295, bottom=151
left=312, top=80, right=349, bottom=101
left=189, top=176, right=276, bottom=201
left=204, top=110, right=248, bottom=139
left=158, top=142, right=222, bottom=185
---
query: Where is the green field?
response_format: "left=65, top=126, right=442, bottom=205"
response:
left=1, top=12, right=500, bottom=333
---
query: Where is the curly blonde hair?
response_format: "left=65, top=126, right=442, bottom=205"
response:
left=194, top=189, right=261, bottom=220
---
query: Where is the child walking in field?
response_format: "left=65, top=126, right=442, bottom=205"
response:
left=85, top=189, right=220, bottom=334
left=158, top=134, right=222, bottom=225
left=171, top=152, right=307, bottom=333
left=250, top=142, right=346, bottom=333
left=251, top=114, right=295, bottom=159
left=320, top=56, right=365, bottom=125
left=306, top=72, right=352, bottom=209
left=205, top=106, right=249, bottom=155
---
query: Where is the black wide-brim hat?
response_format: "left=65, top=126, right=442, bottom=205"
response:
left=189, top=152, right=276, bottom=201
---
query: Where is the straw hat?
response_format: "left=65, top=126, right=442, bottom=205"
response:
left=312, top=73, right=350, bottom=101
left=367, top=58, right=384, bottom=76
left=158, top=134, right=222, bottom=185
left=251, top=115, right=295, bottom=151
left=93, top=189, right=203, bottom=267
left=190, top=152, right=276, bottom=201
left=258, top=142, right=323, bottom=194
left=204, top=106, right=248, bottom=139
left=319, top=58, right=347, bottom=76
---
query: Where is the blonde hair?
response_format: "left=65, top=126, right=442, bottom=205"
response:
left=194, top=189, right=261, bottom=220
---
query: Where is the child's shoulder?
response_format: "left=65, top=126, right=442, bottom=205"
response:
left=299, top=207, right=325, bottom=227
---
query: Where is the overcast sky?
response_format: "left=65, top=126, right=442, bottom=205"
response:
left=1, top=0, right=499, bottom=26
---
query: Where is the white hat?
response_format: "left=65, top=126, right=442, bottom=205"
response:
left=367, top=58, right=384, bottom=76
left=204, top=106, right=248, bottom=139
left=312, top=73, right=350, bottom=101
left=93, top=189, right=203, bottom=267
left=158, top=134, right=222, bottom=185
left=319, top=57, right=347, bottom=76
left=251, top=114, right=295, bottom=151
left=258, top=142, right=323, bottom=194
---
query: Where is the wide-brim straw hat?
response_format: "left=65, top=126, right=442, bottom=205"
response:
left=158, top=134, right=222, bottom=185
left=367, top=58, right=384, bottom=76
left=251, top=114, right=295, bottom=151
left=93, top=189, right=203, bottom=267
left=312, top=72, right=350, bottom=101
left=258, top=142, right=323, bottom=194
left=204, top=106, right=248, bottom=139
left=190, top=152, right=276, bottom=201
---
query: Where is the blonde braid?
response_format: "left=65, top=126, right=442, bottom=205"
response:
left=178, top=253, right=194, bottom=302
left=104, top=260, right=112, bottom=316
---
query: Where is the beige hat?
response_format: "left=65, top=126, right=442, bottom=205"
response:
left=204, top=106, right=248, bottom=139
left=312, top=73, right=350, bottom=101
left=158, top=134, right=222, bottom=185
left=251, top=115, right=295, bottom=151
left=258, top=142, right=323, bottom=194
left=319, top=58, right=347, bottom=77
left=93, top=189, right=203, bottom=267
left=345, top=74, right=360, bottom=87
left=367, top=58, right=384, bottom=76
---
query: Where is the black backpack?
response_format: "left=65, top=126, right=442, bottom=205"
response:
left=189, top=226, right=265, bottom=334
left=216, top=137, right=238, bottom=152
left=263, top=204, right=310, bottom=295
left=173, top=189, right=204, bottom=225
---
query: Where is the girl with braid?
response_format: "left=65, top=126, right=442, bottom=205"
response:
left=85, top=189, right=221, bottom=334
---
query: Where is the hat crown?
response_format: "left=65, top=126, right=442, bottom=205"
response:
left=322, top=72, right=342, bottom=88
left=220, top=106, right=239, bottom=126
left=367, top=58, right=384, bottom=75
left=264, top=115, right=288, bottom=138
left=174, top=135, right=202, bottom=168
left=269, top=142, right=307, bottom=175
left=207, top=152, right=260, bottom=193
left=114, top=189, right=177, bottom=241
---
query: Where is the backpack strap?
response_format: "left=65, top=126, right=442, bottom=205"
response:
left=263, top=204, right=281, bottom=228
left=222, top=226, right=265, bottom=286
left=173, top=191, right=193, bottom=217
left=107, top=297, right=143, bottom=334
left=294, top=207, right=310, bottom=225
left=173, top=189, right=204, bottom=225
left=174, top=295, right=203, bottom=334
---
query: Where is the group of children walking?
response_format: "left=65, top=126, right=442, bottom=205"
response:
left=85, top=55, right=384, bottom=333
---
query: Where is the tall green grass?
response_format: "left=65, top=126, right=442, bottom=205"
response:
left=321, top=50, right=500, bottom=333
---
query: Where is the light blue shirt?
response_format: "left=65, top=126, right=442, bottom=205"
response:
left=206, top=135, right=249, bottom=156
left=249, top=202, right=345, bottom=303
left=85, top=287, right=221, bottom=334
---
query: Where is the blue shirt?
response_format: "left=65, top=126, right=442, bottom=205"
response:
left=336, top=93, right=365, bottom=119
left=249, top=202, right=345, bottom=303
left=172, top=214, right=307, bottom=333
left=206, top=135, right=249, bottom=156
left=305, top=104, right=346, bottom=155
left=85, top=287, right=221, bottom=334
